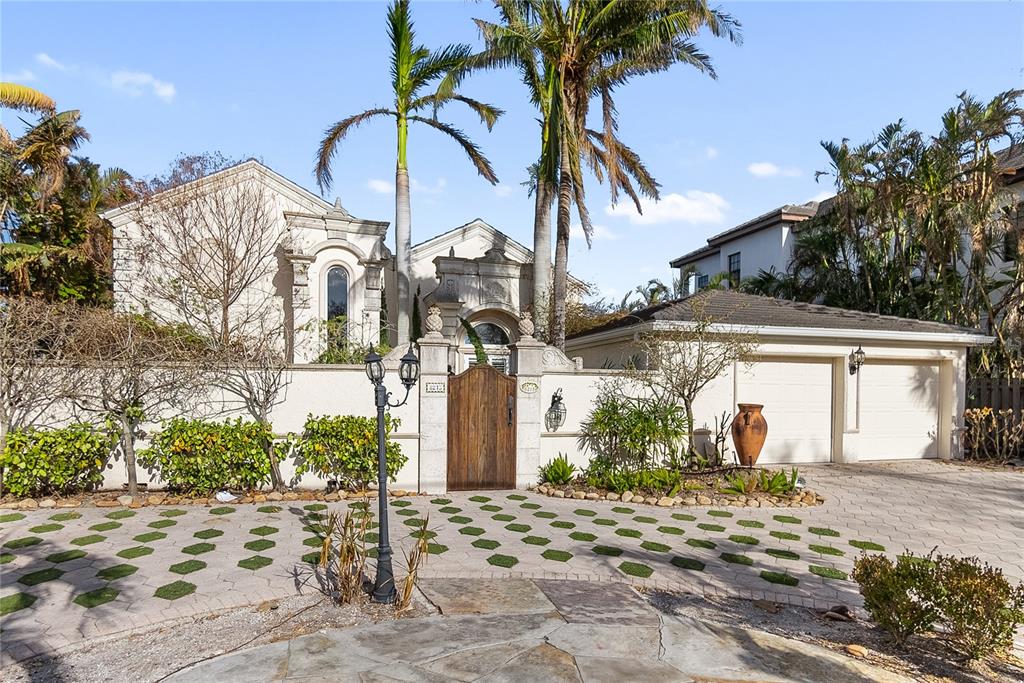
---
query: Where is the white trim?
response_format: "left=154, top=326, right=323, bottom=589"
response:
left=567, top=319, right=992, bottom=348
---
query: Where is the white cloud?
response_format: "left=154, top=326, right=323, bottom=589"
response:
left=1, top=69, right=36, bottom=82
left=411, top=177, right=446, bottom=194
left=35, top=53, right=68, bottom=71
left=571, top=223, right=617, bottom=242
left=366, top=178, right=394, bottom=194
left=605, top=191, right=729, bottom=226
left=493, top=184, right=514, bottom=198
left=705, top=146, right=719, bottom=160
left=747, top=161, right=801, bottom=178
left=808, top=190, right=833, bottom=203
left=110, top=70, right=176, bottom=102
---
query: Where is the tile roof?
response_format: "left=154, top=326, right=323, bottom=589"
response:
left=569, top=289, right=988, bottom=339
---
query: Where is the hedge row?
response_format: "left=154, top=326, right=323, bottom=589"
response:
left=0, top=415, right=406, bottom=497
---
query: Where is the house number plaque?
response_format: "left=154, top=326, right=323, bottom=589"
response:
left=425, top=381, right=446, bottom=394
left=520, top=380, right=539, bottom=394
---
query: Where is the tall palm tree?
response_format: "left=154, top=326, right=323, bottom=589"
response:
left=315, top=0, right=502, bottom=345
left=477, top=0, right=740, bottom=349
left=0, top=83, right=55, bottom=151
left=16, top=110, right=90, bottom=209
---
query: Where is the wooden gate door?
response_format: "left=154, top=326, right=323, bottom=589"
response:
left=447, top=365, right=516, bottom=490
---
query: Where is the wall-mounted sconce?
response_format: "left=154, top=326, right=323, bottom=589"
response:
left=545, top=388, right=567, bottom=432
left=848, top=345, right=866, bottom=375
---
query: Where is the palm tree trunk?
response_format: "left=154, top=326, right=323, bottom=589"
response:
left=552, top=140, right=573, bottom=351
left=531, top=179, right=553, bottom=342
left=394, top=115, right=412, bottom=345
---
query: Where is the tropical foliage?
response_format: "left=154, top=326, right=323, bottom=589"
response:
left=1, top=96, right=133, bottom=304
left=743, top=90, right=1024, bottom=371
left=475, top=0, right=741, bottom=349
left=315, top=0, right=502, bottom=346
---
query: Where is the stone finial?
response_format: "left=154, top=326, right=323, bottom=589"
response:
left=518, top=309, right=535, bottom=338
left=425, top=305, right=444, bottom=335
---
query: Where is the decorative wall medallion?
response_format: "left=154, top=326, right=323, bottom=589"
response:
left=520, top=380, right=539, bottom=394
left=425, top=305, right=444, bottom=333
left=483, top=279, right=508, bottom=304
left=425, top=381, right=446, bottom=394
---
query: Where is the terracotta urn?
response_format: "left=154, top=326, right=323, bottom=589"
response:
left=732, top=404, right=768, bottom=467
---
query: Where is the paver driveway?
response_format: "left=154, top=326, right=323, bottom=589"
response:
left=1, top=460, right=1021, bottom=666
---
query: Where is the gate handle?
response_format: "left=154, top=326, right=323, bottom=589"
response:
left=507, top=396, right=514, bottom=426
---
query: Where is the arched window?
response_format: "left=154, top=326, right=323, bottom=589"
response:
left=465, top=322, right=509, bottom=346
left=326, top=266, right=348, bottom=320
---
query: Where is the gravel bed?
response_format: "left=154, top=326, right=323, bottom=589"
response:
left=1, top=592, right=434, bottom=683
left=641, top=588, right=1024, bottom=683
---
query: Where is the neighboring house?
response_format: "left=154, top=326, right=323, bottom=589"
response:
left=104, top=160, right=561, bottom=370
left=673, top=147, right=1024, bottom=296
left=566, top=289, right=991, bottom=463
left=671, top=202, right=825, bottom=295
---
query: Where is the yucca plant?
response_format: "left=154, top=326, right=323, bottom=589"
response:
left=538, top=453, right=576, bottom=485
left=317, top=507, right=370, bottom=605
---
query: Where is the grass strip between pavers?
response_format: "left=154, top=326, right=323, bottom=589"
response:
left=618, top=561, right=653, bottom=578
left=760, top=570, right=799, bottom=586
left=670, top=556, right=705, bottom=571
left=809, top=565, right=848, bottom=580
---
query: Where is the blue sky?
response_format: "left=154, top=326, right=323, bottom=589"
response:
left=3, top=1, right=1022, bottom=303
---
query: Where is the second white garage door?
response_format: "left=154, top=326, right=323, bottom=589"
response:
left=736, top=359, right=833, bottom=464
left=851, top=362, right=939, bottom=460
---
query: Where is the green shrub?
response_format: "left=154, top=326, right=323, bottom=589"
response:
left=294, top=414, right=406, bottom=490
left=139, top=418, right=272, bottom=493
left=852, top=552, right=937, bottom=645
left=578, top=390, right=688, bottom=472
left=583, top=460, right=683, bottom=495
left=720, top=468, right=798, bottom=496
left=1, top=425, right=113, bottom=497
left=538, top=454, right=576, bottom=486
left=930, top=554, right=1024, bottom=659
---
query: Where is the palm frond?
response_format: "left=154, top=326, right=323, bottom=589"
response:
left=408, top=115, right=498, bottom=184
left=314, top=108, right=395, bottom=191
left=0, top=82, right=55, bottom=114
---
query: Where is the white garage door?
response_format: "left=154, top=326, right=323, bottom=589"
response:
left=736, top=360, right=832, bottom=464
left=855, top=362, right=939, bottom=460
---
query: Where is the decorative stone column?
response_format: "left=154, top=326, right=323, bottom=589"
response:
left=286, top=252, right=316, bottom=363
left=362, top=262, right=383, bottom=347
left=511, top=312, right=546, bottom=489
left=417, top=306, right=450, bottom=492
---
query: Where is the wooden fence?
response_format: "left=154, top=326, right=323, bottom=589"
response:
left=967, top=375, right=1023, bottom=414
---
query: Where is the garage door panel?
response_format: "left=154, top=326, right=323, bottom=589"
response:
left=737, top=360, right=832, bottom=464
left=853, top=363, right=938, bottom=460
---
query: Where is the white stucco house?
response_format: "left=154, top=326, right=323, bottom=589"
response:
left=567, top=289, right=992, bottom=463
left=104, top=159, right=565, bottom=371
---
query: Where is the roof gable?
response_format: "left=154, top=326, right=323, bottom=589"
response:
left=411, top=218, right=534, bottom=264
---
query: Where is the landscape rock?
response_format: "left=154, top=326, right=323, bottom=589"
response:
left=572, top=491, right=586, bottom=500
left=38, top=499, right=56, bottom=509
left=253, top=494, right=268, bottom=503
left=644, top=497, right=658, bottom=505
left=282, top=492, right=300, bottom=501
left=747, top=499, right=760, bottom=508
left=696, top=495, right=712, bottom=505
left=146, top=494, right=166, bottom=506
left=0, top=501, right=20, bottom=510
left=621, top=491, right=633, bottom=503
left=18, top=499, right=38, bottom=510
left=656, top=497, right=674, bottom=507
left=95, top=500, right=119, bottom=508
left=267, top=492, right=284, bottom=501
left=551, top=490, right=565, bottom=498
left=585, top=493, right=600, bottom=500
left=392, top=490, right=407, bottom=497
left=538, top=485, right=549, bottom=495
left=116, top=495, right=134, bottom=506
left=605, top=493, right=620, bottom=501
left=844, top=644, right=868, bottom=658
left=56, top=499, right=81, bottom=508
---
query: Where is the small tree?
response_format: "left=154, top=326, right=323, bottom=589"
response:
left=215, top=334, right=291, bottom=491
left=129, top=153, right=283, bottom=347
left=0, top=297, right=80, bottom=493
left=624, top=296, right=758, bottom=457
left=69, top=308, right=210, bottom=496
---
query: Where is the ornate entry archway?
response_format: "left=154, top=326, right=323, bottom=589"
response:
left=446, top=364, right=517, bottom=490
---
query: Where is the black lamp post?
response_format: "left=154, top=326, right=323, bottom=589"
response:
left=364, top=345, right=420, bottom=603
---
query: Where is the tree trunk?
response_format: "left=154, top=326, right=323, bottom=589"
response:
left=531, top=179, right=553, bottom=343
left=0, top=418, right=7, bottom=497
left=394, top=114, right=412, bottom=346
left=262, top=412, right=285, bottom=491
left=683, top=399, right=696, bottom=457
left=395, top=169, right=412, bottom=346
left=552, top=140, right=573, bottom=351
left=121, top=415, right=138, bottom=497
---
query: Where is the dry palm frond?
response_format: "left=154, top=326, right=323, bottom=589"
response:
left=396, top=513, right=430, bottom=613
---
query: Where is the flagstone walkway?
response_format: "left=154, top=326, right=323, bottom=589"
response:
left=1, top=460, right=1021, bottom=667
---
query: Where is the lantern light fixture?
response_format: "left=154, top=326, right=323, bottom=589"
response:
left=848, top=345, right=866, bottom=375
left=545, top=388, right=567, bottom=432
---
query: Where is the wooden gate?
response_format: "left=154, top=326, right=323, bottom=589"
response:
left=447, top=364, right=516, bottom=490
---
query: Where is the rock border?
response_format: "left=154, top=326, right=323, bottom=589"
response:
left=530, top=483, right=824, bottom=508
left=0, top=488, right=426, bottom=511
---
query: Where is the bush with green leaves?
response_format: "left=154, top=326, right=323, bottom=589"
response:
left=852, top=551, right=938, bottom=646
left=578, top=390, right=688, bottom=472
left=294, top=414, right=406, bottom=490
left=584, top=459, right=683, bottom=495
left=0, top=425, right=114, bottom=497
left=139, top=418, right=273, bottom=493
left=720, top=468, right=798, bottom=496
left=930, top=554, right=1024, bottom=659
left=538, top=454, right=576, bottom=486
